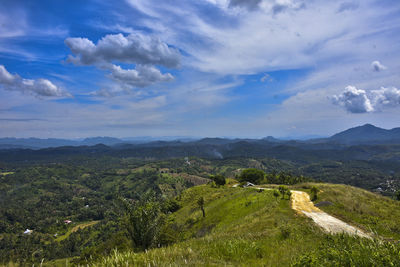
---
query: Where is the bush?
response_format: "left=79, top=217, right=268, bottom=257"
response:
left=273, top=190, right=280, bottom=200
left=162, top=199, right=181, bottom=213
left=211, top=174, right=226, bottom=186
left=239, top=169, right=265, bottom=184
left=310, top=186, right=319, bottom=201
left=278, top=185, right=290, bottom=199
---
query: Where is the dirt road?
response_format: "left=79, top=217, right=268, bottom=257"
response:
left=291, top=190, right=370, bottom=238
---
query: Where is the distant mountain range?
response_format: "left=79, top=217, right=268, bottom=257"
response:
left=1, top=124, right=400, bottom=163
left=0, top=124, right=400, bottom=150
left=0, top=136, right=196, bottom=149
left=0, top=137, right=123, bottom=149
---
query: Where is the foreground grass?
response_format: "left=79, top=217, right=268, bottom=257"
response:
left=92, top=183, right=400, bottom=266
left=92, top=185, right=327, bottom=266
left=293, top=234, right=400, bottom=266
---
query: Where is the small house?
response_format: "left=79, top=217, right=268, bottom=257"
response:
left=23, top=229, right=33, bottom=235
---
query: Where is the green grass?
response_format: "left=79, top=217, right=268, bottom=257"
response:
left=90, top=183, right=400, bottom=266
left=92, top=185, right=327, bottom=266
left=55, top=221, right=99, bottom=242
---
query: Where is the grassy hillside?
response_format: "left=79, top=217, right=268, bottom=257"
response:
left=91, top=184, right=400, bottom=266
left=293, top=183, right=400, bottom=240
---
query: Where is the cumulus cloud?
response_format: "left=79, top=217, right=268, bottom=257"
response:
left=331, top=86, right=374, bottom=113
left=332, top=85, right=400, bottom=113
left=65, top=33, right=179, bottom=93
left=372, top=87, right=400, bottom=109
left=65, top=33, right=181, bottom=68
left=0, top=65, right=71, bottom=98
left=371, top=61, right=387, bottom=72
left=108, top=64, right=174, bottom=88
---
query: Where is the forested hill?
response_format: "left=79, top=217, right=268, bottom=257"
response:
left=2, top=139, right=400, bottom=164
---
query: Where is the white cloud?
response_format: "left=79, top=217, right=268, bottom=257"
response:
left=0, top=65, right=71, bottom=98
left=331, top=86, right=374, bottom=113
left=65, top=33, right=180, bottom=94
left=372, top=87, right=400, bottom=109
left=122, top=0, right=400, bottom=77
left=108, top=64, right=174, bottom=88
left=65, top=33, right=181, bottom=68
left=332, top=85, right=400, bottom=113
left=371, top=60, right=387, bottom=72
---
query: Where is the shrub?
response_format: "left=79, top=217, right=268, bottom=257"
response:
left=310, top=186, right=319, bottom=201
left=273, top=190, right=280, bottom=200
left=162, top=199, right=181, bottom=213
left=212, top=174, right=226, bottom=186
left=278, top=185, right=289, bottom=199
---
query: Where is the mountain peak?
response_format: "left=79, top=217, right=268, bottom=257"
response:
left=361, top=123, right=378, bottom=128
left=330, top=124, right=400, bottom=144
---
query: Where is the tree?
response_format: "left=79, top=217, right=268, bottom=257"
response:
left=212, top=174, right=226, bottom=186
left=120, top=194, right=163, bottom=251
left=310, top=186, right=319, bottom=201
left=198, top=197, right=205, bottom=217
left=239, top=168, right=265, bottom=184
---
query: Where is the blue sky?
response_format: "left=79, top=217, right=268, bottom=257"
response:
left=0, top=0, right=400, bottom=138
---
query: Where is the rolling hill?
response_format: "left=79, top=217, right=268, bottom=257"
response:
left=90, top=183, right=400, bottom=266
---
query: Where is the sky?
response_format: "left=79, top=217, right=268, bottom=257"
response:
left=0, top=0, right=400, bottom=139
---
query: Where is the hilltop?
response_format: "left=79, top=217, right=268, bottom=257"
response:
left=91, top=182, right=400, bottom=266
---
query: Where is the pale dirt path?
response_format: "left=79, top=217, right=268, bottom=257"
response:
left=291, top=190, right=370, bottom=238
